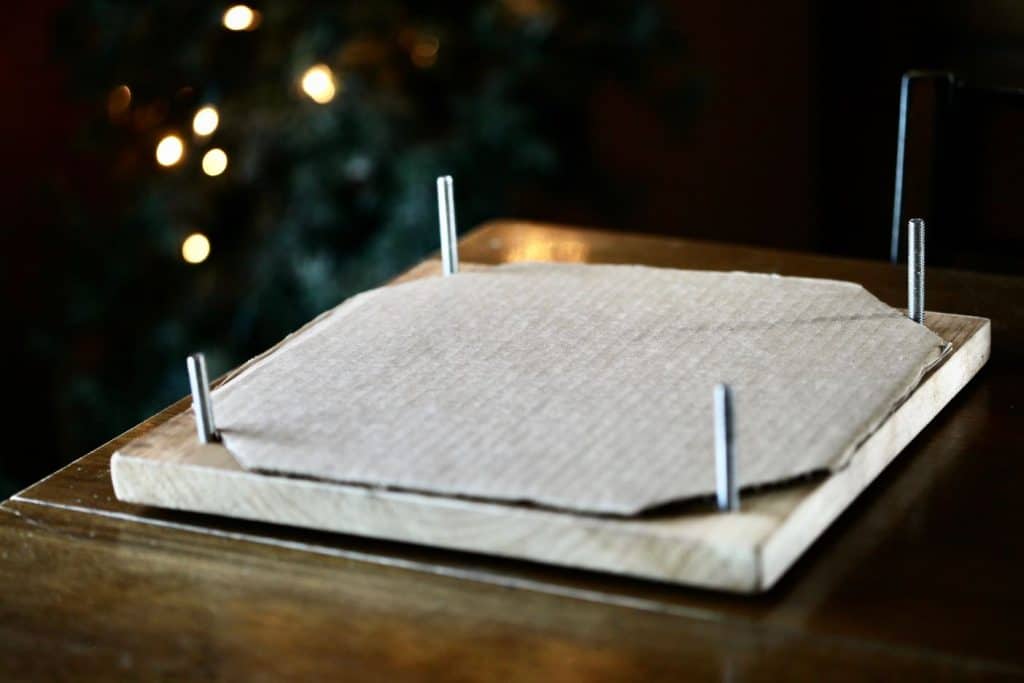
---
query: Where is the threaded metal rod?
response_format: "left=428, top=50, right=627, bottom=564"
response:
left=714, top=383, right=739, bottom=512
left=187, top=353, right=219, bottom=443
left=908, top=218, right=925, bottom=324
left=436, top=175, right=459, bottom=276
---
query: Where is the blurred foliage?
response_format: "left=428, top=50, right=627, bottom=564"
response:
left=14, top=0, right=700, bottom=493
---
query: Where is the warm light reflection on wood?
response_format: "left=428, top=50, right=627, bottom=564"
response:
left=502, top=228, right=590, bottom=263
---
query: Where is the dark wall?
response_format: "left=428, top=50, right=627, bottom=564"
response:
left=588, top=1, right=815, bottom=250
left=585, top=1, right=1024, bottom=264
left=2, top=2, right=76, bottom=495
left=818, top=1, right=1024, bottom=265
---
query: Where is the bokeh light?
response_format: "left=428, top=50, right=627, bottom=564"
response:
left=411, top=34, right=440, bottom=68
left=107, top=85, right=132, bottom=119
left=300, top=64, right=337, bottom=104
left=222, top=5, right=258, bottom=31
left=192, top=106, right=219, bottom=136
left=202, top=148, right=228, bottom=176
left=181, top=233, right=211, bottom=264
left=155, top=134, right=184, bottom=166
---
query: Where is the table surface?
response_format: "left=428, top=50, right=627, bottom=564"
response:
left=3, top=220, right=1022, bottom=681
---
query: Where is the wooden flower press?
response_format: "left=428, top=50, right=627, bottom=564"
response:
left=111, top=180, right=990, bottom=593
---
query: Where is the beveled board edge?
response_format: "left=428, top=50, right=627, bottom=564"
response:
left=760, top=313, right=990, bottom=588
left=112, top=419, right=774, bottom=592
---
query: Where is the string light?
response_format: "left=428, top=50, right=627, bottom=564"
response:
left=222, top=5, right=258, bottom=31
left=107, top=85, right=131, bottom=119
left=202, top=148, right=228, bottom=176
left=181, top=233, right=211, bottom=264
left=300, top=64, right=337, bottom=104
left=155, top=134, right=185, bottom=166
left=411, top=34, right=440, bottom=68
left=503, top=0, right=553, bottom=20
left=192, top=106, right=219, bottom=136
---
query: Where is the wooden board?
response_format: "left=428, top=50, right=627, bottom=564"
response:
left=110, top=267, right=990, bottom=593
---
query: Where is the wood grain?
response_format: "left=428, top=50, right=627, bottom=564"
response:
left=110, top=269, right=989, bottom=592
left=3, top=221, right=1022, bottom=679
left=6, top=498, right=1006, bottom=681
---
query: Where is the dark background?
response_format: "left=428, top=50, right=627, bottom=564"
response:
left=3, top=1, right=1023, bottom=498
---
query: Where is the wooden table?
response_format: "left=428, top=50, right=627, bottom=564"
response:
left=3, top=221, right=1022, bottom=680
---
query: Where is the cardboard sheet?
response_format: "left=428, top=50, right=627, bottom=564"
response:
left=211, top=263, right=948, bottom=515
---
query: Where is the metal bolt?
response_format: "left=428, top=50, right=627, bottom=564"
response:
left=436, top=175, right=459, bottom=276
left=187, top=353, right=219, bottom=443
left=908, top=218, right=925, bottom=324
left=714, top=383, right=739, bottom=512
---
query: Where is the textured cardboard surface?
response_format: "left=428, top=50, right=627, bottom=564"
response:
left=212, top=263, right=947, bottom=515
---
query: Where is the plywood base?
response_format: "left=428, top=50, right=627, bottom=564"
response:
left=111, top=304, right=989, bottom=593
